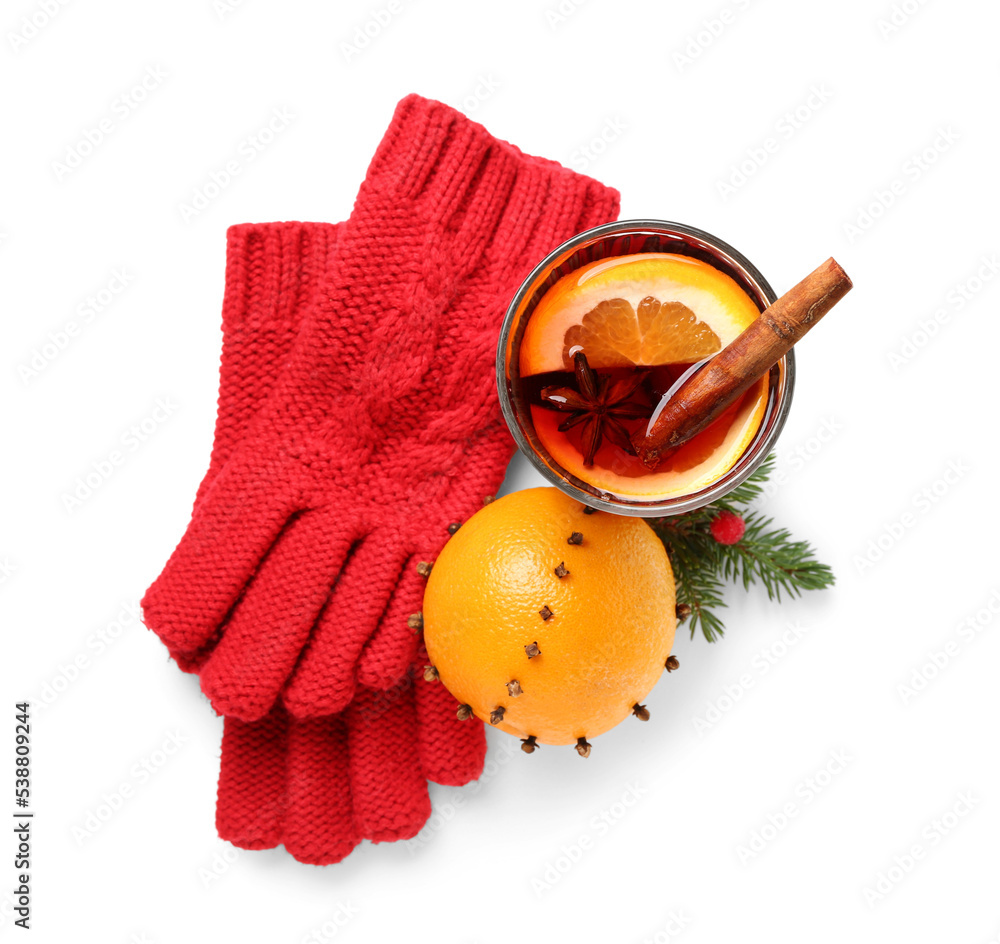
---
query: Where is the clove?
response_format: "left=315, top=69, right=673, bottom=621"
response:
left=447, top=521, right=462, bottom=535
left=525, top=642, right=541, bottom=659
left=539, top=605, right=553, bottom=621
left=506, top=679, right=523, bottom=697
left=567, top=531, right=584, bottom=545
left=407, top=612, right=424, bottom=632
left=456, top=704, right=474, bottom=721
left=489, top=706, right=505, bottom=725
left=423, top=665, right=439, bottom=682
left=632, top=703, right=650, bottom=721
left=665, top=655, right=680, bottom=672
left=675, top=603, right=692, bottom=622
left=416, top=561, right=433, bottom=578
left=575, top=737, right=592, bottom=758
left=521, top=735, right=539, bottom=754
left=554, top=562, right=569, bottom=578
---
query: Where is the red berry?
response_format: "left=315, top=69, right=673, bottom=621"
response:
left=710, top=510, right=745, bottom=545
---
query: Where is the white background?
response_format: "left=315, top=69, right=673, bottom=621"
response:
left=2, top=0, right=999, bottom=941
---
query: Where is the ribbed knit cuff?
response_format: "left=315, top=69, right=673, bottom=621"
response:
left=198, top=221, right=340, bottom=504
left=222, top=221, right=338, bottom=333
left=361, top=94, right=620, bottom=271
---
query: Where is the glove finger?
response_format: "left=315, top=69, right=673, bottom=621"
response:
left=282, top=536, right=411, bottom=718
left=283, top=713, right=360, bottom=865
left=199, top=511, right=360, bottom=721
left=415, top=664, right=487, bottom=787
left=215, top=707, right=288, bottom=850
left=143, top=456, right=298, bottom=656
left=172, top=647, right=209, bottom=674
left=355, top=550, right=425, bottom=691
left=347, top=684, right=431, bottom=842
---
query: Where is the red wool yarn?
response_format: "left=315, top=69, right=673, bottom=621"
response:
left=144, top=95, right=620, bottom=864
left=710, top=510, right=746, bottom=545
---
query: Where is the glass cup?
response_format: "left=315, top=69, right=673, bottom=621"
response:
left=497, top=219, right=794, bottom=517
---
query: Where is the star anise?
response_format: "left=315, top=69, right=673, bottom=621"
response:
left=540, top=352, right=651, bottom=466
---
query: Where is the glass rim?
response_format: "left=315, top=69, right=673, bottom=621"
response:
left=496, top=218, right=796, bottom=517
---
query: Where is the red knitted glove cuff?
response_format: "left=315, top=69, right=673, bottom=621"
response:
left=196, top=221, right=339, bottom=500
left=221, top=221, right=337, bottom=333
left=357, top=94, right=620, bottom=279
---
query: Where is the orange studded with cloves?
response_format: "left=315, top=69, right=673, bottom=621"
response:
left=422, top=487, right=676, bottom=748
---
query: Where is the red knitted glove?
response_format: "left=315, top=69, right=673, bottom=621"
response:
left=168, top=217, right=336, bottom=674
left=216, top=676, right=481, bottom=863
left=185, top=221, right=489, bottom=862
left=143, top=94, right=621, bottom=724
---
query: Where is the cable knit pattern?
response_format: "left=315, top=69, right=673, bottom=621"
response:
left=143, top=94, right=621, bottom=726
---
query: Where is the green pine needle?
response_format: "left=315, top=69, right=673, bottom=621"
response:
left=650, top=454, right=834, bottom=642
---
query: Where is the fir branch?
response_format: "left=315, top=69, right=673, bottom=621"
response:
left=719, top=512, right=836, bottom=602
left=679, top=569, right=728, bottom=643
left=653, top=518, right=728, bottom=641
left=712, top=452, right=775, bottom=513
left=651, top=453, right=834, bottom=642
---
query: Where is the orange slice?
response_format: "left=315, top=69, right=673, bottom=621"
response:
left=519, top=252, right=770, bottom=498
left=520, top=253, right=761, bottom=376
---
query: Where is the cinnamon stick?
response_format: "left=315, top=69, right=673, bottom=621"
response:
left=637, top=257, right=852, bottom=469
